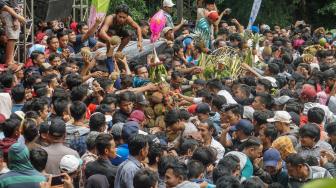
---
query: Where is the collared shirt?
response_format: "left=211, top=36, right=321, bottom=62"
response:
left=85, top=158, right=118, bottom=188
left=288, top=165, right=332, bottom=188
left=43, top=143, right=79, bottom=175
left=114, top=155, right=143, bottom=188
left=210, top=137, right=225, bottom=163
left=296, top=140, right=333, bottom=160
left=163, top=10, right=174, bottom=28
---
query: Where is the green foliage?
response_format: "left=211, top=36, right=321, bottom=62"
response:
left=108, top=0, right=148, bottom=22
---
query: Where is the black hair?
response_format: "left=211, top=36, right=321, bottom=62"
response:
left=216, top=176, right=242, bottom=188
left=257, top=79, right=272, bottom=92
left=326, top=122, right=336, bottom=135
left=42, top=74, right=57, bottom=86
left=253, top=110, right=274, bottom=126
left=22, top=120, right=38, bottom=142
left=307, top=107, right=325, bottom=124
left=179, top=138, right=199, bottom=155
left=11, top=85, right=25, bottom=103
left=241, top=136, right=262, bottom=150
left=30, top=147, right=48, bottom=172
left=129, top=134, right=148, bottom=156
left=158, top=155, right=179, bottom=177
left=267, top=63, right=280, bottom=75
left=171, top=71, right=183, bottom=81
left=263, top=125, right=278, bottom=142
left=89, top=112, right=106, bottom=132
left=148, top=143, right=162, bottom=165
left=95, top=133, right=114, bottom=156
left=165, top=161, right=188, bottom=180
left=200, top=120, right=215, bottom=135
left=31, top=98, right=49, bottom=116
left=48, top=53, right=61, bottom=62
left=66, top=73, right=82, bottom=90
left=57, top=30, right=68, bottom=39
left=285, top=153, right=305, bottom=166
left=53, top=99, right=69, bottom=117
left=133, top=169, right=158, bottom=188
left=222, top=104, right=243, bottom=117
left=30, top=50, right=44, bottom=60
left=164, top=109, right=180, bottom=127
left=118, top=91, right=135, bottom=104
left=285, top=102, right=302, bottom=114
left=187, top=159, right=205, bottom=179
left=71, top=85, right=88, bottom=102
left=52, top=87, right=69, bottom=102
left=211, top=95, right=227, bottom=110
left=47, top=35, right=58, bottom=45
left=102, top=94, right=118, bottom=105
left=95, top=104, right=112, bottom=114
left=299, top=123, right=320, bottom=142
left=214, top=155, right=240, bottom=183
left=207, top=79, right=224, bottom=91
left=242, top=176, right=264, bottom=188
left=115, top=4, right=130, bottom=15
left=0, top=72, right=14, bottom=88
left=76, top=21, right=87, bottom=31
left=70, top=101, right=87, bottom=121
left=256, top=93, right=273, bottom=109
left=178, top=109, right=191, bottom=121
left=2, top=118, right=21, bottom=137
left=191, top=146, right=216, bottom=167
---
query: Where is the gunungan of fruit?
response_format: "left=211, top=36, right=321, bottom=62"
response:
left=110, top=36, right=121, bottom=45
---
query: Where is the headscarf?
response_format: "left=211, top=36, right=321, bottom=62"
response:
left=8, top=142, right=42, bottom=177
left=86, top=174, right=110, bottom=188
left=272, top=136, right=296, bottom=159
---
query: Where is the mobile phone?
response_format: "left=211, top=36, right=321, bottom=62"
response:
left=51, top=175, right=65, bottom=186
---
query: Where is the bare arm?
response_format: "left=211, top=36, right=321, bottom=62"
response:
left=127, top=16, right=143, bottom=51
left=99, top=15, right=113, bottom=42
left=82, top=17, right=103, bottom=42
left=2, top=5, right=25, bottom=23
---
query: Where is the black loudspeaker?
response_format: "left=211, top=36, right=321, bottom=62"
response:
left=28, top=0, right=74, bottom=22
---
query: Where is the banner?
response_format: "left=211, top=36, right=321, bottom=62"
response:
left=247, top=0, right=262, bottom=29
left=88, top=0, right=111, bottom=27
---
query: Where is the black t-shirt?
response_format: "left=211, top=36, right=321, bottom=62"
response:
left=85, top=159, right=118, bottom=188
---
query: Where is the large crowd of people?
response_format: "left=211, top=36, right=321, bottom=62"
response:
left=0, top=0, right=336, bottom=187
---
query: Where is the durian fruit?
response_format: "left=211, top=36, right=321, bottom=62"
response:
left=151, top=92, right=163, bottom=104
left=109, top=72, right=119, bottom=80
left=154, top=103, right=165, bottom=116
left=80, top=47, right=91, bottom=57
left=144, top=106, right=155, bottom=128
left=155, top=115, right=166, bottom=130
left=109, top=36, right=121, bottom=45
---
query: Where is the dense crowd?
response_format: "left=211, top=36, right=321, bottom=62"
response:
left=0, top=0, right=336, bottom=188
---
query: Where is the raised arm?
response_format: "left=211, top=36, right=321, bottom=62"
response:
left=81, top=17, right=103, bottom=42
left=127, top=16, right=143, bottom=51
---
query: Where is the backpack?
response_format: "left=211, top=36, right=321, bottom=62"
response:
left=65, top=125, right=90, bottom=156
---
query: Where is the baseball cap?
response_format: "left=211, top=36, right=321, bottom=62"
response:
left=111, top=122, right=124, bottom=137
left=136, top=93, right=149, bottom=105
left=267, top=111, right=292, bottom=124
left=163, top=0, right=175, bottom=7
left=230, top=119, right=254, bottom=135
left=128, top=110, right=145, bottom=123
left=263, top=148, right=281, bottom=167
left=300, top=84, right=317, bottom=100
left=208, top=11, right=219, bottom=21
left=274, top=95, right=292, bottom=105
left=162, top=27, right=173, bottom=35
left=193, top=79, right=206, bottom=86
left=48, top=119, right=66, bottom=137
left=122, top=121, right=140, bottom=141
left=196, top=103, right=211, bottom=114
left=60, top=155, right=83, bottom=173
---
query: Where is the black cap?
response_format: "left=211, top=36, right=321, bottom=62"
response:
left=196, top=103, right=211, bottom=114
left=48, top=118, right=66, bottom=137
left=193, top=79, right=207, bottom=86
left=136, top=93, right=149, bottom=105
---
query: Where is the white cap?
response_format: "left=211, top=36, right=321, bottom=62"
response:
left=60, top=155, right=83, bottom=173
left=267, top=111, right=292, bottom=124
left=163, top=0, right=175, bottom=7
left=162, top=27, right=173, bottom=35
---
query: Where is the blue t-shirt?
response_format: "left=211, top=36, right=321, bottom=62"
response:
left=111, top=144, right=129, bottom=166
left=73, top=34, right=97, bottom=53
